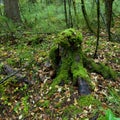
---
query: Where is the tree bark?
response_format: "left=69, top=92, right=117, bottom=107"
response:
left=29, top=0, right=37, bottom=3
left=68, top=0, right=73, bottom=28
left=104, top=0, right=114, bottom=41
left=94, top=0, right=100, bottom=58
left=63, top=0, right=68, bottom=28
left=81, top=0, right=94, bottom=34
left=4, top=0, right=21, bottom=22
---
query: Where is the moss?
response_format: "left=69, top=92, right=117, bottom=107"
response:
left=49, top=46, right=59, bottom=70
left=62, top=95, right=101, bottom=119
left=55, top=28, right=82, bottom=47
left=83, top=55, right=117, bottom=80
left=77, top=95, right=101, bottom=107
left=71, top=62, right=91, bottom=85
left=62, top=105, right=82, bottom=117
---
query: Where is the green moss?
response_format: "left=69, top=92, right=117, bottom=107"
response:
left=71, top=62, right=91, bottom=85
left=62, top=105, right=82, bottom=117
left=62, top=95, right=101, bottom=119
left=55, top=28, right=82, bottom=47
left=77, top=95, right=101, bottom=107
left=49, top=46, right=59, bottom=70
left=83, top=56, right=117, bottom=80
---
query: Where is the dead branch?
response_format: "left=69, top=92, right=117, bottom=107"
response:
left=0, top=61, right=34, bottom=85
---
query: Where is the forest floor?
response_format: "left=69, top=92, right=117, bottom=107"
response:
left=0, top=31, right=120, bottom=120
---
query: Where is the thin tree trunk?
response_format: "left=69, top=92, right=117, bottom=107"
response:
left=104, top=0, right=114, bottom=41
left=68, top=0, right=73, bottom=28
left=94, top=0, right=100, bottom=58
left=29, top=0, right=36, bottom=3
left=63, top=0, right=68, bottom=28
left=72, top=0, right=78, bottom=28
left=81, top=0, right=94, bottom=33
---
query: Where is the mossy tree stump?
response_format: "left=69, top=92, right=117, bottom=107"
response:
left=49, top=29, right=117, bottom=95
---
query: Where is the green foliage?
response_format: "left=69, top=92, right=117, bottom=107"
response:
left=0, top=16, right=16, bottom=33
left=105, top=109, right=120, bottom=120
left=77, top=95, right=101, bottom=107
left=0, top=0, right=120, bottom=35
left=14, top=102, right=20, bottom=114
left=105, top=88, right=120, bottom=114
left=0, top=3, right=4, bottom=15
left=0, top=16, right=23, bottom=41
left=21, top=96, right=29, bottom=115
left=37, top=100, right=50, bottom=108
left=0, top=84, right=5, bottom=96
left=19, top=1, right=66, bottom=33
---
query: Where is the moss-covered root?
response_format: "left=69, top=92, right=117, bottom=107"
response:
left=83, top=55, right=117, bottom=80
left=48, top=55, right=71, bottom=96
left=71, top=60, right=93, bottom=95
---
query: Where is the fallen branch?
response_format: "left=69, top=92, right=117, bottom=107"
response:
left=0, top=61, right=34, bottom=85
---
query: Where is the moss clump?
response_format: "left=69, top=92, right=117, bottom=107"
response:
left=77, top=95, right=101, bottom=107
left=71, top=61, right=91, bottom=85
left=55, top=28, right=82, bottom=47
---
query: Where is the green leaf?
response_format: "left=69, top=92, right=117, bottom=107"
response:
left=105, top=109, right=120, bottom=120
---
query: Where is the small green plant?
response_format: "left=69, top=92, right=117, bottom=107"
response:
left=0, top=16, right=17, bottom=35
left=106, top=88, right=120, bottom=114
left=105, top=109, right=120, bottom=120
left=14, top=102, right=20, bottom=114
left=21, top=96, right=29, bottom=115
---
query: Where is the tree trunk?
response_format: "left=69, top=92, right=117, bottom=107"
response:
left=4, top=0, right=21, bottom=22
left=104, top=0, right=114, bottom=41
left=29, top=0, right=37, bottom=3
left=63, top=0, right=68, bottom=28
left=81, top=0, right=94, bottom=34
left=72, top=0, right=79, bottom=28
left=68, top=0, right=73, bottom=28
left=94, top=0, right=100, bottom=58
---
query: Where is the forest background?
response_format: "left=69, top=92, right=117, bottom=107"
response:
left=0, top=0, right=120, bottom=120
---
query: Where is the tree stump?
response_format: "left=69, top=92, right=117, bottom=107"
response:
left=49, top=29, right=117, bottom=95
